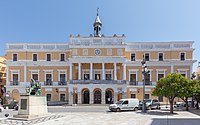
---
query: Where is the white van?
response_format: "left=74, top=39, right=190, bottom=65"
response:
left=109, top=98, right=139, bottom=112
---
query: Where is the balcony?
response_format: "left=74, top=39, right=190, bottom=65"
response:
left=10, top=81, right=19, bottom=86
left=69, top=80, right=126, bottom=84
left=145, top=81, right=152, bottom=86
left=44, top=81, right=53, bottom=86
left=58, top=81, right=67, bottom=86
left=129, top=81, right=138, bottom=86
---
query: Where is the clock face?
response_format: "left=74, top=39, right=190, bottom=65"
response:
left=94, top=49, right=101, bottom=55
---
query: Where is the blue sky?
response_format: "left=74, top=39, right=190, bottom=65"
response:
left=0, top=0, right=199, bottom=71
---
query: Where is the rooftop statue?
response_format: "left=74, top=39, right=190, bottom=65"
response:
left=26, top=79, right=42, bottom=96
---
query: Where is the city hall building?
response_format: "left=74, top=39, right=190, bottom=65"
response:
left=5, top=13, right=195, bottom=105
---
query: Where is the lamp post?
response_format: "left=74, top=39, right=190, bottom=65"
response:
left=141, top=55, right=150, bottom=113
left=191, top=72, right=196, bottom=108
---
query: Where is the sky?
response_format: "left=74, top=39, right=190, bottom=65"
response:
left=0, top=0, right=199, bottom=71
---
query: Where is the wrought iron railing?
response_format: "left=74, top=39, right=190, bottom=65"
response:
left=129, top=81, right=138, bottom=86
left=69, top=80, right=126, bottom=84
left=10, top=81, right=19, bottom=86
left=58, top=81, right=67, bottom=85
left=44, top=81, right=53, bottom=86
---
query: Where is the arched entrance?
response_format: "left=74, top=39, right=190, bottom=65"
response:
left=82, top=89, right=90, bottom=104
left=94, top=89, right=101, bottom=104
left=105, top=89, right=114, bottom=104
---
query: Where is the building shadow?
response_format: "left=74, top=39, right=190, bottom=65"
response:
left=150, top=118, right=200, bottom=125
left=188, top=108, right=200, bottom=116
left=136, top=110, right=178, bottom=116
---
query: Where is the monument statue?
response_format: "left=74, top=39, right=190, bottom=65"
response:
left=26, top=79, right=42, bottom=96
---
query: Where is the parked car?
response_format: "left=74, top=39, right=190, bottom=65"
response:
left=174, top=100, right=194, bottom=108
left=3, top=101, right=18, bottom=109
left=109, top=98, right=139, bottom=112
left=139, top=99, right=160, bottom=110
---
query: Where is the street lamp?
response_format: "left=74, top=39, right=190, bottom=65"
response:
left=141, top=55, right=150, bottom=113
left=191, top=72, right=196, bottom=108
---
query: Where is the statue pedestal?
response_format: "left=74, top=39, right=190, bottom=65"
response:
left=12, top=95, right=49, bottom=120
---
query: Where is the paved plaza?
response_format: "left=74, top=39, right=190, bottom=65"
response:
left=0, top=105, right=200, bottom=125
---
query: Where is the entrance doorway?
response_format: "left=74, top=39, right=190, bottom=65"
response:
left=105, top=89, right=113, bottom=104
left=82, top=89, right=90, bottom=104
left=94, top=90, right=101, bottom=104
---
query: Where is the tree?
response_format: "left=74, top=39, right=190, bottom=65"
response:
left=192, top=80, right=200, bottom=109
left=152, top=72, right=184, bottom=114
left=177, top=77, right=194, bottom=111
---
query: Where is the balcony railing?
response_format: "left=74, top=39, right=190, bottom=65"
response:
left=129, top=81, right=138, bottom=86
left=10, top=81, right=19, bottom=86
left=69, top=80, right=126, bottom=84
left=44, top=81, right=53, bottom=86
left=58, top=81, right=67, bottom=86
left=145, top=81, right=152, bottom=86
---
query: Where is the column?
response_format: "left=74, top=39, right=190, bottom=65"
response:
left=123, top=63, right=126, bottom=80
left=70, top=63, right=72, bottom=80
left=6, top=66, right=9, bottom=85
left=102, top=63, right=105, bottom=80
left=90, top=63, right=93, bottom=80
left=171, top=65, right=174, bottom=73
left=77, top=92, right=81, bottom=104
left=24, top=65, right=27, bottom=84
left=190, top=64, right=193, bottom=78
left=114, top=63, right=117, bottom=80
left=101, top=91, right=105, bottom=104
left=78, top=63, right=81, bottom=80
left=68, top=92, right=73, bottom=105
left=114, top=92, right=118, bottom=103
left=90, top=91, right=93, bottom=104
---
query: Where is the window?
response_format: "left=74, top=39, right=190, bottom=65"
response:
left=32, top=74, right=38, bottom=81
left=72, top=49, right=77, bottom=55
left=131, top=94, right=136, bottom=98
left=47, top=54, right=51, bottom=61
left=130, top=74, right=136, bottom=82
left=117, top=49, right=123, bottom=56
left=46, top=94, right=51, bottom=101
left=95, top=74, right=101, bottom=80
left=60, top=54, right=65, bottom=61
left=144, top=53, right=149, bottom=61
left=84, top=74, right=90, bottom=80
left=158, top=96, right=163, bottom=102
left=180, top=53, right=185, bottom=61
left=158, top=74, right=164, bottom=80
left=60, top=94, right=66, bottom=101
left=145, top=94, right=150, bottom=99
left=107, top=49, right=112, bottom=55
left=158, top=53, right=163, bottom=61
left=12, top=74, right=19, bottom=85
left=122, top=100, right=128, bottom=105
left=13, top=54, right=17, bottom=61
left=46, top=74, right=52, bottom=85
left=60, top=74, right=66, bottom=82
left=131, top=53, right=136, bottom=61
left=83, top=49, right=88, bottom=55
left=181, top=74, right=186, bottom=77
left=106, top=74, right=112, bottom=80
left=145, top=74, right=151, bottom=85
left=33, top=54, right=37, bottom=61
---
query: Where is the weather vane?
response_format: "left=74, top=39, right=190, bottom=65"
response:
left=97, top=8, right=99, bottom=16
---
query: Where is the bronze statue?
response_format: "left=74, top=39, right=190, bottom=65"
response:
left=26, top=79, right=42, bottom=96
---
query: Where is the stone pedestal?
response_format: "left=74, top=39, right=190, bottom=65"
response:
left=12, top=95, right=49, bottom=120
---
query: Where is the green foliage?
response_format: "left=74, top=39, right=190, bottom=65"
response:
left=152, top=72, right=183, bottom=99
left=152, top=72, right=189, bottom=113
left=192, top=80, right=200, bottom=102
